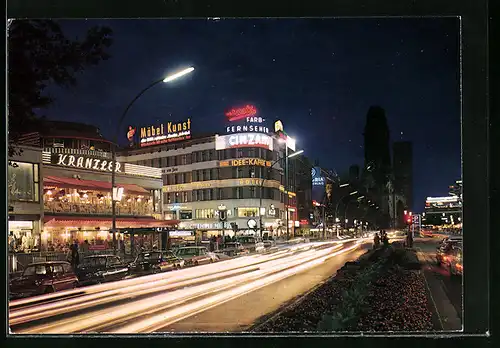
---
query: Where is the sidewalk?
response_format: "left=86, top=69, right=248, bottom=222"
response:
left=415, top=243, right=462, bottom=331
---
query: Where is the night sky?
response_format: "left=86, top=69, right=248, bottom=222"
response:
left=42, top=18, right=461, bottom=211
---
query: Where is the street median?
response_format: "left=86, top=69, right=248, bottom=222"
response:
left=251, top=242, right=436, bottom=332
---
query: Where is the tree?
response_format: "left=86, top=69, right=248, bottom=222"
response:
left=7, top=19, right=113, bottom=159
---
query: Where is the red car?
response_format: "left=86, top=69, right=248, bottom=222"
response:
left=9, top=261, right=79, bottom=300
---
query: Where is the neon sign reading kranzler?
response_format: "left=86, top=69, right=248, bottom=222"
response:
left=53, top=154, right=121, bottom=172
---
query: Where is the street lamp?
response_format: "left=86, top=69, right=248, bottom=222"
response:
left=333, top=189, right=357, bottom=239
left=258, top=148, right=304, bottom=239
left=110, top=66, right=195, bottom=254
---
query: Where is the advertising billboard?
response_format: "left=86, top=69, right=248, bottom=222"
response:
left=311, top=166, right=326, bottom=203
left=215, top=133, right=274, bottom=151
left=139, top=119, right=192, bottom=147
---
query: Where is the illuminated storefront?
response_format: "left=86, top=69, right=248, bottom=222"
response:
left=423, top=194, right=462, bottom=227
left=14, top=121, right=176, bottom=253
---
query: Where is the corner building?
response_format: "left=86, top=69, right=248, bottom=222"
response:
left=119, top=134, right=298, bottom=239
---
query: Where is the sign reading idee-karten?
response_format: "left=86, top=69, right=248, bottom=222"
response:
left=52, top=154, right=122, bottom=172
left=219, top=158, right=271, bottom=167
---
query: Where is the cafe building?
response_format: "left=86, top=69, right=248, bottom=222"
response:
left=16, top=121, right=178, bottom=253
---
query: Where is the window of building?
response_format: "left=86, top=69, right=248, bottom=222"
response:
left=218, top=188, right=224, bottom=200
left=238, top=207, right=258, bottom=218
left=195, top=209, right=215, bottom=219
left=174, top=192, right=180, bottom=203
left=161, top=157, right=168, bottom=167
left=211, top=168, right=219, bottom=180
left=205, top=169, right=211, bottom=181
left=164, top=212, right=176, bottom=220
left=176, top=173, right=183, bottom=184
left=180, top=211, right=192, bottom=220
left=153, top=158, right=161, bottom=168
left=198, top=170, right=204, bottom=181
left=8, top=162, right=39, bottom=202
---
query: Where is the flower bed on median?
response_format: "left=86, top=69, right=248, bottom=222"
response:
left=252, top=244, right=434, bottom=332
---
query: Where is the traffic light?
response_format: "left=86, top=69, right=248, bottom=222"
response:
left=404, top=210, right=413, bottom=225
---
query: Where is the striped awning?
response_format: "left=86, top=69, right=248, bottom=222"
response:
left=44, top=176, right=149, bottom=195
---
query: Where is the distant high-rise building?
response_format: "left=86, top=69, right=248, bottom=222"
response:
left=363, top=106, right=392, bottom=228
left=393, top=141, right=413, bottom=210
left=363, top=106, right=391, bottom=187
left=349, top=164, right=360, bottom=184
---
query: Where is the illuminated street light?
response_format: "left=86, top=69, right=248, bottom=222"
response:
left=163, top=67, right=195, bottom=82
left=349, top=191, right=358, bottom=196
left=111, top=66, right=195, bottom=254
left=287, top=149, right=304, bottom=159
left=339, top=183, right=349, bottom=188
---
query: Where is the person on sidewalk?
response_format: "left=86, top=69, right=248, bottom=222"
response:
left=373, top=233, right=380, bottom=249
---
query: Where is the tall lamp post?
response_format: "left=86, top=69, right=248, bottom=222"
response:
left=110, top=67, right=194, bottom=254
left=334, top=190, right=357, bottom=236
left=258, top=149, right=304, bottom=239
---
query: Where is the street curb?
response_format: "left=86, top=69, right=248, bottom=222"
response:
left=415, top=248, right=462, bottom=331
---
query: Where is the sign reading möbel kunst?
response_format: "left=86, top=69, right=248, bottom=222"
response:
left=139, top=119, right=191, bottom=147
left=52, top=154, right=122, bottom=172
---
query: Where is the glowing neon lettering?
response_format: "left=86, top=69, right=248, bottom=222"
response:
left=226, top=105, right=257, bottom=121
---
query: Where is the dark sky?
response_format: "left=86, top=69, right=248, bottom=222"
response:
left=44, top=18, right=461, bottom=211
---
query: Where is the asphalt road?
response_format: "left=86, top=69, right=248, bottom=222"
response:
left=161, top=243, right=370, bottom=332
left=414, top=238, right=463, bottom=320
left=9, top=240, right=368, bottom=334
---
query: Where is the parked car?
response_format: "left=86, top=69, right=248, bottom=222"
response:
left=9, top=261, right=79, bottom=300
left=436, top=238, right=462, bottom=265
left=129, top=250, right=185, bottom=275
left=175, top=246, right=217, bottom=266
left=263, top=239, right=276, bottom=249
left=236, top=236, right=265, bottom=253
left=76, top=255, right=130, bottom=286
left=220, top=242, right=244, bottom=256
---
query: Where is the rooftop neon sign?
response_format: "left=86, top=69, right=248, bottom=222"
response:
left=225, top=105, right=257, bottom=122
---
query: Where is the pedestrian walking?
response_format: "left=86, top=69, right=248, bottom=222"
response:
left=373, top=233, right=380, bottom=249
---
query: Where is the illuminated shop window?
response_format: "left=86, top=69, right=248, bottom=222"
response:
left=238, top=207, right=258, bottom=218
left=8, top=162, right=39, bottom=202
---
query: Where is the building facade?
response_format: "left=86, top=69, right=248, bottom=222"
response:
left=363, top=106, right=392, bottom=228
left=119, top=134, right=298, bottom=239
left=120, top=109, right=301, bottom=239
left=14, top=121, right=172, bottom=254
left=422, top=179, right=462, bottom=227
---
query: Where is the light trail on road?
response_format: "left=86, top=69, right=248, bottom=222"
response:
left=9, top=240, right=365, bottom=334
